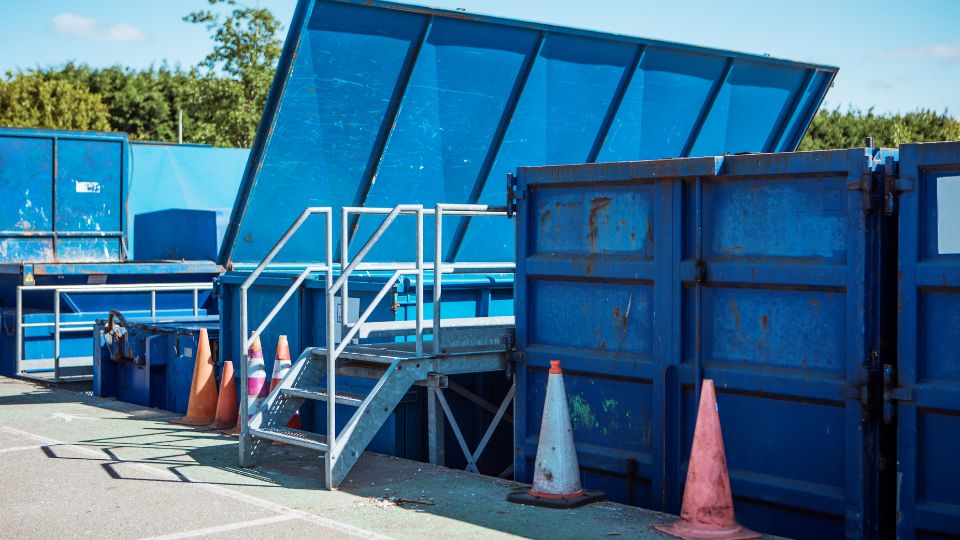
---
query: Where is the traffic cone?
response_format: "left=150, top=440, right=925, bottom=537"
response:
left=507, top=360, right=603, bottom=508
left=246, top=333, right=269, bottom=420
left=270, top=335, right=301, bottom=429
left=171, top=328, right=219, bottom=426
left=207, top=360, right=238, bottom=430
left=654, top=380, right=759, bottom=540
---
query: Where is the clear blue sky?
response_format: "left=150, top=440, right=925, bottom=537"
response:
left=1, top=0, right=958, bottom=116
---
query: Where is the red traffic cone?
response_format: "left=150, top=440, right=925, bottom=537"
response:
left=507, top=360, right=603, bottom=508
left=171, top=328, right=218, bottom=426
left=207, top=360, right=238, bottom=430
left=655, top=380, right=759, bottom=540
left=270, top=335, right=300, bottom=429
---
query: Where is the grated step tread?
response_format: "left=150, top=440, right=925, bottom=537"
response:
left=282, top=386, right=367, bottom=406
left=249, top=426, right=329, bottom=451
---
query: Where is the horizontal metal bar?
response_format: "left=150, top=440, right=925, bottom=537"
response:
left=344, top=205, right=504, bottom=216
left=20, top=283, right=213, bottom=293
left=0, top=231, right=124, bottom=238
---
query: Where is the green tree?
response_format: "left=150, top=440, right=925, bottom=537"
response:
left=185, top=0, right=282, bottom=147
left=800, top=107, right=960, bottom=150
left=0, top=74, right=111, bottom=131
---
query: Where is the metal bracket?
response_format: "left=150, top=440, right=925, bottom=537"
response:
left=882, top=364, right=914, bottom=424
left=694, top=259, right=707, bottom=283
left=506, top=173, right=524, bottom=218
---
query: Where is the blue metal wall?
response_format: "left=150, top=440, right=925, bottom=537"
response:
left=895, top=141, right=960, bottom=539
left=0, top=128, right=128, bottom=263
left=219, top=0, right=835, bottom=268
left=128, top=143, right=248, bottom=260
left=513, top=150, right=887, bottom=539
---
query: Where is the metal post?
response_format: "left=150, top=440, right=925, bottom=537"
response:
left=325, top=211, right=336, bottom=489
left=15, top=287, right=22, bottom=376
left=415, top=207, right=424, bottom=356
left=341, top=208, right=349, bottom=345
left=433, top=206, right=443, bottom=354
left=192, top=288, right=199, bottom=316
left=427, top=386, right=445, bottom=466
left=150, top=290, right=157, bottom=319
left=239, top=286, right=250, bottom=452
left=53, top=290, right=61, bottom=381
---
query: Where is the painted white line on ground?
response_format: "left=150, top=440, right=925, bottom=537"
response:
left=0, top=425, right=391, bottom=540
left=0, top=444, right=46, bottom=454
left=140, top=514, right=298, bottom=540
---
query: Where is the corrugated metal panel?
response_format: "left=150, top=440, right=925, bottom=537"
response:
left=220, top=0, right=836, bottom=267
left=513, top=149, right=885, bottom=539
left=0, top=128, right=128, bottom=263
left=895, top=141, right=960, bottom=538
left=128, top=143, right=248, bottom=259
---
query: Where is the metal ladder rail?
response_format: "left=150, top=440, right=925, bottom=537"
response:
left=240, top=203, right=511, bottom=488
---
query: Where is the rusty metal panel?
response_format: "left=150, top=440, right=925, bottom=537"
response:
left=895, top=141, right=960, bottom=538
left=514, top=149, right=885, bottom=539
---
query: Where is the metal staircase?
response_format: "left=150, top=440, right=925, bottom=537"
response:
left=237, top=204, right=515, bottom=488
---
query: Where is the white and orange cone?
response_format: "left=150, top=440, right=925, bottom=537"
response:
left=270, top=335, right=300, bottom=429
left=654, top=380, right=759, bottom=540
left=507, top=360, right=603, bottom=508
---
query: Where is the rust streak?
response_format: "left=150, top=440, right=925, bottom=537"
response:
left=587, top=197, right=612, bottom=252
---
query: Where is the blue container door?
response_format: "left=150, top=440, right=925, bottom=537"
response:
left=514, top=149, right=882, bottom=539
left=895, top=142, right=960, bottom=538
left=55, top=138, right=124, bottom=261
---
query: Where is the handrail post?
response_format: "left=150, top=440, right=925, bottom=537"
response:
left=15, top=287, right=22, bottom=375
left=150, top=290, right=157, bottom=319
left=53, top=289, right=60, bottom=382
left=415, top=207, right=424, bottom=356
left=192, top=288, right=199, bottom=316
left=433, top=205, right=443, bottom=354
left=340, top=207, right=349, bottom=350
left=239, top=286, right=249, bottom=443
left=326, top=210, right=336, bottom=488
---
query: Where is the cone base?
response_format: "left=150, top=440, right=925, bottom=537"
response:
left=507, top=488, right=604, bottom=509
left=654, top=520, right=760, bottom=540
left=207, top=419, right=238, bottom=430
left=170, top=416, right=216, bottom=426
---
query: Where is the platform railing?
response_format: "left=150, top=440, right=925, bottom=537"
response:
left=239, top=203, right=511, bottom=487
left=15, top=282, right=213, bottom=382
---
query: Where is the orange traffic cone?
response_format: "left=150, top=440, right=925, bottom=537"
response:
left=655, top=380, right=759, bottom=540
left=270, top=335, right=300, bottom=429
left=171, top=328, right=219, bottom=426
left=507, top=360, right=603, bottom=508
left=207, top=360, right=238, bottom=430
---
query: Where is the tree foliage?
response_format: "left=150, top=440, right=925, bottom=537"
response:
left=799, top=107, right=960, bottom=151
left=0, top=1, right=281, bottom=147
left=0, top=74, right=111, bottom=131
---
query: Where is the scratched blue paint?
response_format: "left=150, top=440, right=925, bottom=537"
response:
left=894, top=141, right=960, bottom=539
left=514, top=148, right=888, bottom=539
left=220, top=0, right=836, bottom=267
left=0, top=127, right=128, bottom=263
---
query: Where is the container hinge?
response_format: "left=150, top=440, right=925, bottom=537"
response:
left=849, top=161, right=878, bottom=212
left=506, top=173, right=524, bottom=218
left=882, top=364, right=914, bottom=424
left=694, top=259, right=707, bottom=283
left=883, top=156, right=907, bottom=216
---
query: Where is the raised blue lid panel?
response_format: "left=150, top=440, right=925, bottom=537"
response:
left=221, top=0, right=837, bottom=266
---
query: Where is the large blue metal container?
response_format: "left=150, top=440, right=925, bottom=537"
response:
left=0, top=128, right=223, bottom=380
left=512, top=149, right=891, bottom=539
left=218, top=0, right=836, bottom=269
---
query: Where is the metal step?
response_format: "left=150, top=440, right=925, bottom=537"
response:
left=282, top=386, right=366, bottom=406
left=248, top=427, right=329, bottom=452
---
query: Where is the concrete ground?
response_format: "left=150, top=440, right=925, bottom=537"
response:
left=0, top=376, right=732, bottom=539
